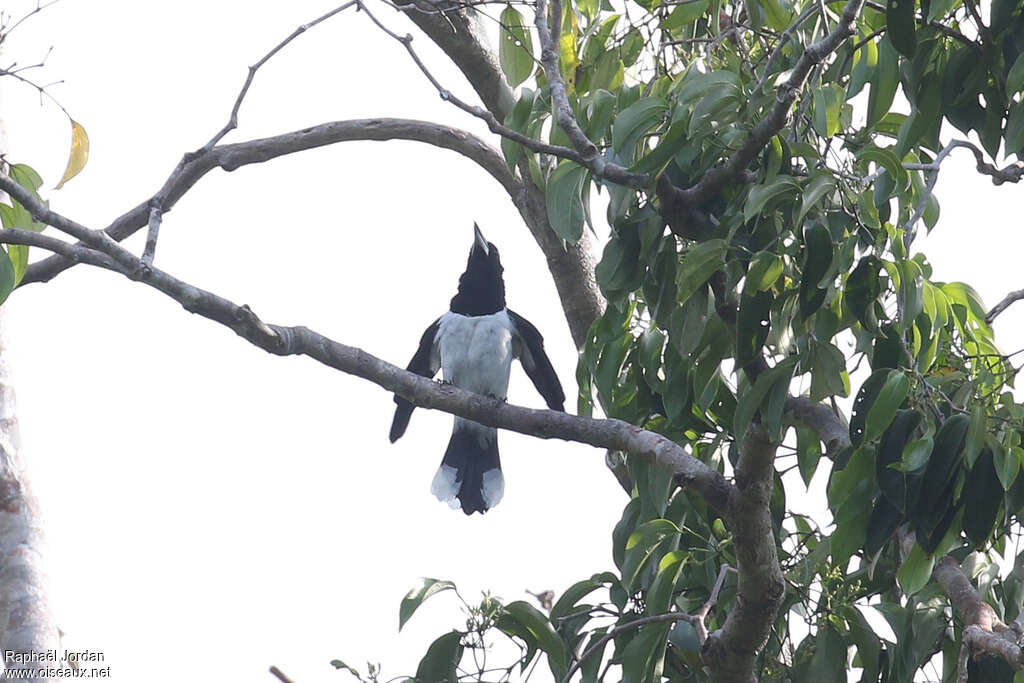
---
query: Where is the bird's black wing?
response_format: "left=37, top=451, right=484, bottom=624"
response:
left=390, top=318, right=442, bottom=442
left=509, top=310, right=565, bottom=411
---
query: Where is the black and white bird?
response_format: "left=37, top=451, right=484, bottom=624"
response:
left=389, top=224, right=565, bottom=515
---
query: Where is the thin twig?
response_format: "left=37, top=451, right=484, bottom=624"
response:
left=693, top=564, right=734, bottom=643
left=903, top=139, right=1024, bottom=249
left=752, top=4, right=819, bottom=93
left=269, top=666, right=295, bottom=683
left=22, top=118, right=523, bottom=285
left=199, top=1, right=358, bottom=153
left=364, top=0, right=645, bottom=186
left=134, top=2, right=359, bottom=269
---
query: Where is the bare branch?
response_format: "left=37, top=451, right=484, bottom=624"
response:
left=135, top=2, right=359, bottom=264
left=987, top=289, right=1024, bottom=324
left=22, top=118, right=520, bottom=285
left=903, top=139, right=1024, bottom=249
left=693, top=564, right=735, bottom=644
left=362, top=0, right=645, bottom=186
left=268, top=665, right=296, bottom=683
left=394, top=0, right=515, bottom=120
left=0, top=177, right=735, bottom=517
left=199, top=2, right=358, bottom=153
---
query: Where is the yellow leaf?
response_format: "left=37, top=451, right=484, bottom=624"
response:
left=54, top=119, right=89, bottom=189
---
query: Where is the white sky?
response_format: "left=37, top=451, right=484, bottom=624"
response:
left=1, top=1, right=1021, bottom=682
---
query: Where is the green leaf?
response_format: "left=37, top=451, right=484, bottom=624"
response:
left=857, top=145, right=908, bottom=190
left=647, top=550, right=687, bottom=614
left=399, top=578, right=456, bottom=630
left=499, top=6, right=535, bottom=87
left=899, top=437, right=933, bottom=471
left=660, top=0, right=708, bottom=29
left=622, top=519, right=680, bottom=591
left=330, top=659, right=362, bottom=679
left=737, top=290, right=772, bottom=366
left=1008, top=52, right=1024, bottom=95
left=808, top=625, right=847, bottom=683
left=673, top=70, right=740, bottom=105
left=744, top=251, right=783, bottom=295
left=867, top=37, right=900, bottom=128
left=10, top=164, right=43, bottom=195
left=676, top=239, right=727, bottom=304
left=546, top=161, right=587, bottom=243
left=812, top=85, right=845, bottom=137
left=550, top=578, right=602, bottom=620
left=798, top=173, right=836, bottom=222
left=501, top=88, right=539, bottom=171
left=797, top=428, right=823, bottom=486
left=621, top=28, right=644, bottom=66
left=415, top=631, right=463, bottom=682
left=744, top=176, right=800, bottom=222
left=733, top=359, right=796, bottom=441
left=502, top=601, right=569, bottom=680
left=864, top=370, right=909, bottom=444
left=621, top=621, right=670, bottom=683
left=1007, top=101, right=1024, bottom=158
left=0, top=251, right=16, bottom=306
left=964, top=404, right=987, bottom=468
left=612, top=97, right=668, bottom=155
left=810, top=339, right=849, bottom=401
left=591, top=51, right=625, bottom=92
left=926, top=0, right=958, bottom=20
left=897, top=542, right=934, bottom=595
left=886, top=0, right=916, bottom=57
left=848, top=36, right=878, bottom=99
left=761, top=0, right=791, bottom=31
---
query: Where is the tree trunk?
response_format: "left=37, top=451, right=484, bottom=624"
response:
left=0, top=115, right=62, bottom=682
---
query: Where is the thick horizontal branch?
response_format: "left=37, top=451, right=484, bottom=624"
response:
left=21, top=118, right=518, bottom=285
left=0, top=179, right=733, bottom=514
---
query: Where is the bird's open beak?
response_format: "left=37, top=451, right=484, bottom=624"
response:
left=473, top=223, right=490, bottom=255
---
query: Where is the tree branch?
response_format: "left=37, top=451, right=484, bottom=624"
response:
left=785, top=396, right=850, bottom=458
left=0, top=177, right=734, bottom=514
left=388, top=0, right=607, bottom=342
left=987, top=289, right=1024, bottom=324
left=660, top=0, right=865, bottom=211
left=531, top=0, right=647, bottom=186
left=703, top=425, right=785, bottom=683
left=21, top=118, right=519, bottom=284
left=394, top=0, right=515, bottom=120
left=934, top=556, right=1024, bottom=671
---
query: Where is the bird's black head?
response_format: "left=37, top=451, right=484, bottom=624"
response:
left=450, top=224, right=506, bottom=316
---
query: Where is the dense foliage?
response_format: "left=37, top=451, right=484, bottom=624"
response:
left=3, top=0, right=1024, bottom=680
left=327, top=0, right=1024, bottom=680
